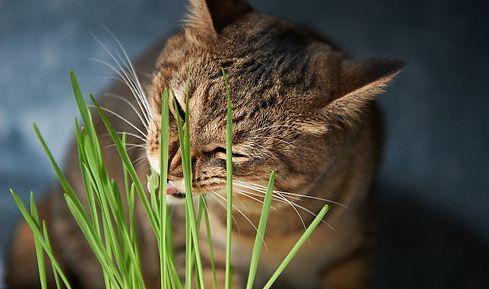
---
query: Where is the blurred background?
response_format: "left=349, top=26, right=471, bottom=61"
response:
left=0, top=0, right=488, bottom=288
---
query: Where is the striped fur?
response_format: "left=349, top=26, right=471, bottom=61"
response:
left=6, top=1, right=403, bottom=289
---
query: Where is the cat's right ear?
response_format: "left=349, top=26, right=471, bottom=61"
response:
left=186, top=0, right=252, bottom=36
left=323, top=57, right=405, bottom=126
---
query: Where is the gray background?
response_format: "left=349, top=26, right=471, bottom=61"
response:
left=0, top=0, right=488, bottom=288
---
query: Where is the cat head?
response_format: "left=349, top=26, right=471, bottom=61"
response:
left=145, top=0, right=404, bottom=205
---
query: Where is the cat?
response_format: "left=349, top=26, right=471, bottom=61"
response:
left=6, top=0, right=404, bottom=288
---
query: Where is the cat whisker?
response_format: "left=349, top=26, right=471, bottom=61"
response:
left=234, top=194, right=249, bottom=212
left=238, top=182, right=335, bottom=231
left=235, top=180, right=348, bottom=209
left=88, top=105, right=147, bottom=139
left=211, top=191, right=269, bottom=251
left=274, top=191, right=348, bottom=209
left=272, top=192, right=308, bottom=233
left=101, top=131, right=147, bottom=143
left=133, top=155, right=147, bottom=163
left=234, top=187, right=283, bottom=203
left=90, top=57, right=152, bottom=125
left=234, top=183, right=307, bottom=232
left=106, top=143, right=146, bottom=149
left=233, top=187, right=278, bottom=211
left=104, top=144, right=146, bottom=156
left=238, top=185, right=303, bottom=203
left=104, top=93, right=149, bottom=130
left=274, top=191, right=335, bottom=231
left=199, top=196, right=217, bottom=234
left=90, top=57, right=143, bottom=105
left=97, top=23, right=152, bottom=121
left=209, top=193, right=240, bottom=233
left=133, top=155, right=149, bottom=167
left=91, top=33, right=145, bottom=106
left=90, top=30, right=152, bottom=120
left=234, top=181, right=337, bottom=231
left=117, top=131, right=147, bottom=143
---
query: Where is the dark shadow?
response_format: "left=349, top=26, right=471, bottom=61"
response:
left=373, top=182, right=489, bottom=289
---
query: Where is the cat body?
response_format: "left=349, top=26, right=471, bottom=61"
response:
left=6, top=1, right=403, bottom=288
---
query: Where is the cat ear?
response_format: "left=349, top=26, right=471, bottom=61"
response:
left=186, top=0, right=253, bottom=35
left=325, top=58, right=405, bottom=124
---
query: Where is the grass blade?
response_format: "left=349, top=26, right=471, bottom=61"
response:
left=174, top=95, right=206, bottom=289
left=202, top=197, right=218, bottom=289
left=262, top=205, right=329, bottom=289
left=159, top=89, right=170, bottom=289
left=29, top=192, right=47, bottom=289
left=222, top=68, right=233, bottom=289
left=10, top=190, right=73, bottom=289
left=245, top=171, right=275, bottom=289
left=42, top=222, right=62, bottom=289
left=90, top=94, right=158, bottom=233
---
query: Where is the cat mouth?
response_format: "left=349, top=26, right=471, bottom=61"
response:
left=167, top=180, right=186, bottom=200
left=168, top=190, right=186, bottom=200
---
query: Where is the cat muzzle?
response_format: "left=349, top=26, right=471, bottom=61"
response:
left=167, top=180, right=186, bottom=199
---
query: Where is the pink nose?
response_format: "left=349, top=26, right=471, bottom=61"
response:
left=167, top=181, right=179, bottom=196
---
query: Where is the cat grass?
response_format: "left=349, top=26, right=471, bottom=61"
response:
left=10, top=70, right=329, bottom=289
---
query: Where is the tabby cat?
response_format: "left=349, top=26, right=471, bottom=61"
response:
left=6, top=0, right=404, bottom=288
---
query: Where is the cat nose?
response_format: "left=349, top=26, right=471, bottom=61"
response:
left=167, top=180, right=180, bottom=195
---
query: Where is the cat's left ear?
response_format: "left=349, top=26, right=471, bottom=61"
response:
left=186, top=0, right=253, bottom=35
left=325, top=58, right=405, bottom=123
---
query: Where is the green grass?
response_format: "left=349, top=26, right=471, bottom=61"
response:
left=10, top=70, right=329, bottom=289
left=222, top=68, right=234, bottom=289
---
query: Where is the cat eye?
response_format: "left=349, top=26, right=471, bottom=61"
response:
left=211, top=146, right=249, bottom=160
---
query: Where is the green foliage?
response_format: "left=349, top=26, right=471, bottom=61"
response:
left=10, top=70, right=328, bottom=289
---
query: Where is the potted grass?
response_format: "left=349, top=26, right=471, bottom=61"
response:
left=10, top=70, right=329, bottom=289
